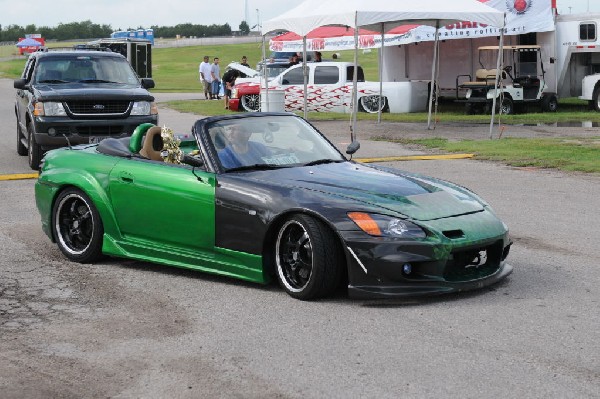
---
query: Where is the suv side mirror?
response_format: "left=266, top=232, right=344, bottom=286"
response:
left=141, top=78, right=155, bottom=89
left=14, top=79, right=28, bottom=90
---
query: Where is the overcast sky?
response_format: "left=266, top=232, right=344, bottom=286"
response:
left=0, top=0, right=598, bottom=31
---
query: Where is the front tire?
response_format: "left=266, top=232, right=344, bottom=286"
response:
left=241, top=94, right=260, bottom=112
left=17, top=121, right=27, bottom=156
left=275, top=214, right=342, bottom=300
left=52, top=188, right=104, bottom=263
left=27, top=123, right=42, bottom=170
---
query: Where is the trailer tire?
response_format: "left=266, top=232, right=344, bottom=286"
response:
left=541, top=94, right=558, bottom=112
left=465, top=103, right=476, bottom=115
left=593, top=87, right=600, bottom=112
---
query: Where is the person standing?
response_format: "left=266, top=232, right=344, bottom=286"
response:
left=199, top=55, right=212, bottom=99
left=210, top=57, right=221, bottom=100
left=239, top=55, right=250, bottom=78
left=222, top=68, right=240, bottom=109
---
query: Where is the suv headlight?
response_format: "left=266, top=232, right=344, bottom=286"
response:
left=348, top=212, right=426, bottom=239
left=131, top=101, right=158, bottom=116
left=34, top=102, right=67, bottom=116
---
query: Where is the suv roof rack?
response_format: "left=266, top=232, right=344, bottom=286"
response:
left=35, top=45, right=113, bottom=53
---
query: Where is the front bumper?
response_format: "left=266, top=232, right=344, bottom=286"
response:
left=32, top=114, right=158, bottom=149
left=341, top=226, right=512, bottom=299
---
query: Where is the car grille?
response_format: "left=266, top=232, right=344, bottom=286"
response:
left=65, top=100, right=131, bottom=115
left=443, top=240, right=504, bottom=282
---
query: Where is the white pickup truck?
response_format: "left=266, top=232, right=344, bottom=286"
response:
left=579, top=74, right=600, bottom=111
left=228, top=61, right=429, bottom=114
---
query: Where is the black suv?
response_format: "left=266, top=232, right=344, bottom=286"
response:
left=14, top=48, right=158, bottom=169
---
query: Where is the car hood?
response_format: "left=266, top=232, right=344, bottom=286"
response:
left=34, top=83, right=154, bottom=101
left=244, top=162, right=485, bottom=221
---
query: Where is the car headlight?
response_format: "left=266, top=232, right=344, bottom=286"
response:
left=348, top=212, right=426, bottom=239
left=231, top=88, right=239, bottom=98
left=34, top=102, right=67, bottom=116
left=131, top=101, right=158, bottom=115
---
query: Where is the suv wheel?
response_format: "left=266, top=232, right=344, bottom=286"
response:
left=17, top=121, right=27, bottom=156
left=27, top=124, right=42, bottom=170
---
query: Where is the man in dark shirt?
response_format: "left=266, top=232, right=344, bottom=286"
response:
left=222, top=68, right=240, bottom=109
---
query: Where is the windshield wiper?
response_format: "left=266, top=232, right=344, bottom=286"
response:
left=225, top=163, right=290, bottom=172
left=303, top=159, right=344, bottom=166
left=39, top=79, right=68, bottom=84
left=78, top=79, right=119, bottom=83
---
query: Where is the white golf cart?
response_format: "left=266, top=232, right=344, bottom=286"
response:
left=457, top=45, right=558, bottom=115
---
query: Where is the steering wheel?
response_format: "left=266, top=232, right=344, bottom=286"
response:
left=502, top=65, right=514, bottom=80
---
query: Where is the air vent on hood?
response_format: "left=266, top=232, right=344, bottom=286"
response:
left=443, top=230, right=464, bottom=239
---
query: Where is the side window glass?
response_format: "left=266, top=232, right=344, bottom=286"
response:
left=580, top=23, right=597, bottom=41
left=281, top=67, right=304, bottom=85
left=23, top=59, right=36, bottom=81
left=314, top=66, right=339, bottom=84
left=346, top=66, right=365, bottom=82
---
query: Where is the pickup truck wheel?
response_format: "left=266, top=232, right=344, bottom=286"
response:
left=27, top=123, right=42, bottom=170
left=17, top=121, right=27, bottom=156
left=593, top=87, right=600, bottom=112
left=241, top=94, right=260, bottom=112
left=359, top=95, right=387, bottom=113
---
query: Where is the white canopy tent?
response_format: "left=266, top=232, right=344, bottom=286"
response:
left=261, top=0, right=506, bottom=144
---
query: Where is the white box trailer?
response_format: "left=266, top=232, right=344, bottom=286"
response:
left=380, top=11, right=600, bottom=109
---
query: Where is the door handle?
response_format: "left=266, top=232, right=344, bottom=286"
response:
left=119, top=171, right=134, bottom=183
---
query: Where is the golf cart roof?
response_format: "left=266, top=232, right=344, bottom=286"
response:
left=478, top=45, right=541, bottom=51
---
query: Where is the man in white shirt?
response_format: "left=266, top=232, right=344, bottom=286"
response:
left=199, top=55, right=213, bottom=100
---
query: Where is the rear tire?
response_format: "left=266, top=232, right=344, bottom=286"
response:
left=500, top=97, right=514, bottom=115
left=17, top=121, right=27, bottom=156
left=541, top=94, right=558, bottom=112
left=274, top=214, right=342, bottom=300
left=241, top=94, right=260, bottom=112
left=52, top=188, right=104, bottom=263
left=27, top=123, right=42, bottom=170
left=593, top=87, right=600, bottom=112
left=359, top=95, right=387, bottom=113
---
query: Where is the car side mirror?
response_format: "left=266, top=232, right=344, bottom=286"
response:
left=14, top=79, right=28, bottom=90
left=346, top=140, right=360, bottom=155
left=141, top=78, right=155, bottom=89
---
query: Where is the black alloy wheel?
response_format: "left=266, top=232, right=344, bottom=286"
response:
left=52, top=188, right=104, bottom=263
left=275, top=214, right=342, bottom=300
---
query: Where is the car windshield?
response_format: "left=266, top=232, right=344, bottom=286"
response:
left=207, top=115, right=345, bottom=171
left=34, top=56, right=140, bottom=84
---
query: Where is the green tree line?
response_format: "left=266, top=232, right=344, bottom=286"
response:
left=0, top=20, right=234, bottom=42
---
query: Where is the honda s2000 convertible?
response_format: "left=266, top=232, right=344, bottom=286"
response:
left=35, top=113, right=512, bottom=300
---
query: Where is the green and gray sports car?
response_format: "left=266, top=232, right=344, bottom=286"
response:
left=35, top=113, right=512, bottom=300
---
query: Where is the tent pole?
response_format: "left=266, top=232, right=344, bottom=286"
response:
left=427, top=21, right=439, bottom=130
left=262, top=34, right=269, bottom=110
left=490, top=17, right=506, bottom=139
left=433, top=37, right=441, bottom=128
left=351, top=15, right=359, bottom=144
left=303, top=36, right=308, bottom=119
left=378, top=23, right=384, bottom=124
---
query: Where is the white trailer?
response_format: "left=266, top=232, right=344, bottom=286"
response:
left=380, top=11, right=600, bottom=110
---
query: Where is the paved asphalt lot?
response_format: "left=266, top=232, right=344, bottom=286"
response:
left=1, top=77, right=599, bottom=398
